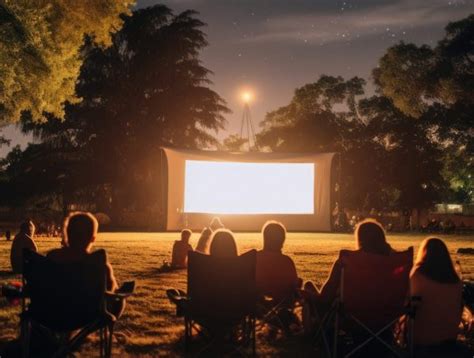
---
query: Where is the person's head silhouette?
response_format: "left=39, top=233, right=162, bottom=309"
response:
left=210, top=229, right=237, bottom=257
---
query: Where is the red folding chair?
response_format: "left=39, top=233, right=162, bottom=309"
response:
left=311, top=247, right=413, bottom=358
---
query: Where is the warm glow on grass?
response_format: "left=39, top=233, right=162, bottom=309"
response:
left=184, top=160, right=315, bottom=214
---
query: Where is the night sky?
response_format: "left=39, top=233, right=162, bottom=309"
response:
left=1, top=0, right=473, bottom=156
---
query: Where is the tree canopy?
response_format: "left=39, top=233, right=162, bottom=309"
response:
left=0, top=0, right=134, bottom=123
left=258, top=14, right=473, bottom=210
left=6, top=5, right=228, bottom=217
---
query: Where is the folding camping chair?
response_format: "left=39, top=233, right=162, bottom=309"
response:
left=184, top=250, right=257, bottom=356
left=20, top=249, right=132, bottom=358
left=311, top=247, right=414, bottom=358
left=256, top=290, right=302, bottom=336
left=255, top=252, right=303, bottom=336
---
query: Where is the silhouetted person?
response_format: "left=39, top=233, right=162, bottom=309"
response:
left=256, top=221, right=300, bottom=301
left=6, top=230, right=11, bottom=241
left=166, top=229, right=238, bottom=313
left=209, top=229, right=237, bottom=257
left=10, top=220, right=37, bottom=274
left=209, top=216, right=225, bottom=232
left=195, top=227, right=212, bottom=254
left=304, top=219, right=392, bottom=304
left=411, top=238, right=464, bottom=355
left=171, top=229, right=193, bottom=268
left=47, top=212, right=118, bottom=291
left=47, top=212, right=125, bottom=317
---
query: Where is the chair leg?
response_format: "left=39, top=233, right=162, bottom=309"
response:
left=252, top=317, right=256, bottom=357
left=184, top=317, right=190, bottom=352
left=106, top=324, right=114, bottom=358
left=333, top=305, right=339, bottom=358
left=20, top=319, right=31, bottom=358
left=99, top=328, right=104, bottom=358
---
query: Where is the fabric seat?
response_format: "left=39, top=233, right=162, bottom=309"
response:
left=20, top=249, right=130, bottom=358
left=183, top=250, right=257, bottom=356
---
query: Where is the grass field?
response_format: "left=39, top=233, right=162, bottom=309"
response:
left=1, top=232, right=473, bottom=357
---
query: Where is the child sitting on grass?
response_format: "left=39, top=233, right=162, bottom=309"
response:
left=160, top=229, right=194, bottom=272
left=171, top=229, right=193, bottom=268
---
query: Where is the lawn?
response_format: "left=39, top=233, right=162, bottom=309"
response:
left=1, top=232, right=473, bottom=357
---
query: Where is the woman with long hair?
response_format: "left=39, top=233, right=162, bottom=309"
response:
left=304, top=218, right=393, bottom=302
left=410, top=237, right=463, bottom=351
left=209, top=229, right=238, bottom=257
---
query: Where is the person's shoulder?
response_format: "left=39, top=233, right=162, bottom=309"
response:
left=281, top=253, right=296, bottom=265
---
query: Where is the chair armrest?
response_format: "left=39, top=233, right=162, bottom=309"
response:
left=106, top=291, right=133, bottom=300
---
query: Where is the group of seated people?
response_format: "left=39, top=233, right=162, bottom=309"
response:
left=6, top=213, right=471, bottom=356
left=168, top=218, right=470, bottom=356
left=8, top=213, right=125, bottom=318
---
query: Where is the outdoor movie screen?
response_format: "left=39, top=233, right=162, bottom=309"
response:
left=183, top=160, right=315, bottom=214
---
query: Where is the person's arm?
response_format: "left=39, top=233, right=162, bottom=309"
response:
left=320, top=258, right=343, bottom=303
left=29, top=238, right=38, bottom=252
left=106, top=262, right=119, bottom=292
left=288, top=258, right=301, bottom=289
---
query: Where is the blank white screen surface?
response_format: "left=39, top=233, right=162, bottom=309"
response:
left=184, top=161, right=315, bottom=214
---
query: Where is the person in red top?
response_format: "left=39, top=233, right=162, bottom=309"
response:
left=171, top=229, right=193, bottom=268
left=256, top=221, right=301, bottom=302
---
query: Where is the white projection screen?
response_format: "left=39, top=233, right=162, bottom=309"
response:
left=162, top=148, right=336, bottom=231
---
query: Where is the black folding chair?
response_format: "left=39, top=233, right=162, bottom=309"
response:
left=184, top=250, right=257, bottom=356
left=20, top=249, right=128, bottom=358
left=256, top=289, right=302, bottom=336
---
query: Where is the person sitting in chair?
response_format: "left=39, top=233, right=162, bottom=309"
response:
left=256, top=221, right=301, bottom=334
left=167, top=229, right=239, bottom=313
left=410, top=238, right=466, bottom=356
left=10, top=220, right=37, bottom=274
left=303, top=218, right=393, bottom=304
left=302, top=219, right=394, bottom=333
left=47, top=212, right=125, bottom=317
left=209, top=229, right=237, bottom=257
left=256, top=221, right=301, bottom=302
left=171, top=229, right=193, bottom=268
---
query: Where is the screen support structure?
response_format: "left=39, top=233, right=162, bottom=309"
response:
left=240, top=102, right=259, bottom=151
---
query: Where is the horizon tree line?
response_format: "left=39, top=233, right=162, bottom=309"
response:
left=0, top=4, right=472, bottom=223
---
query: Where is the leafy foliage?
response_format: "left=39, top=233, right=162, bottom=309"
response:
left=7, top=5, right=228, bottom=215
left=374, top=15, right=473, bottom=203
left=0, top=0, right=134, bottom=123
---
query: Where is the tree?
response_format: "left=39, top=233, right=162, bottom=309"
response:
left=374, top=14, right=474, bottom=203
left=257, top=74, right=448, bottom=211
left=0, top=0, right=134, bottom=123
left=16, top=5, right=228, bottom=217
left=258, top=75, right=365, bottom=153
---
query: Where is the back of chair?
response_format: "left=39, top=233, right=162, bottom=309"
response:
left=187, top=250, right=257, bottom=324
left=340, top=247, right=413, bottom=329
left=23, top=249, right=107, bottom=331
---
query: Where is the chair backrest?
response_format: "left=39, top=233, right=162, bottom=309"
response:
left=340, top=247, right=413, bottom=329
left=22, top=249, right=107, bottom=331
left=256, top=251, right=297, bottom=302
left=187, top=250, right=257, bottom=323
